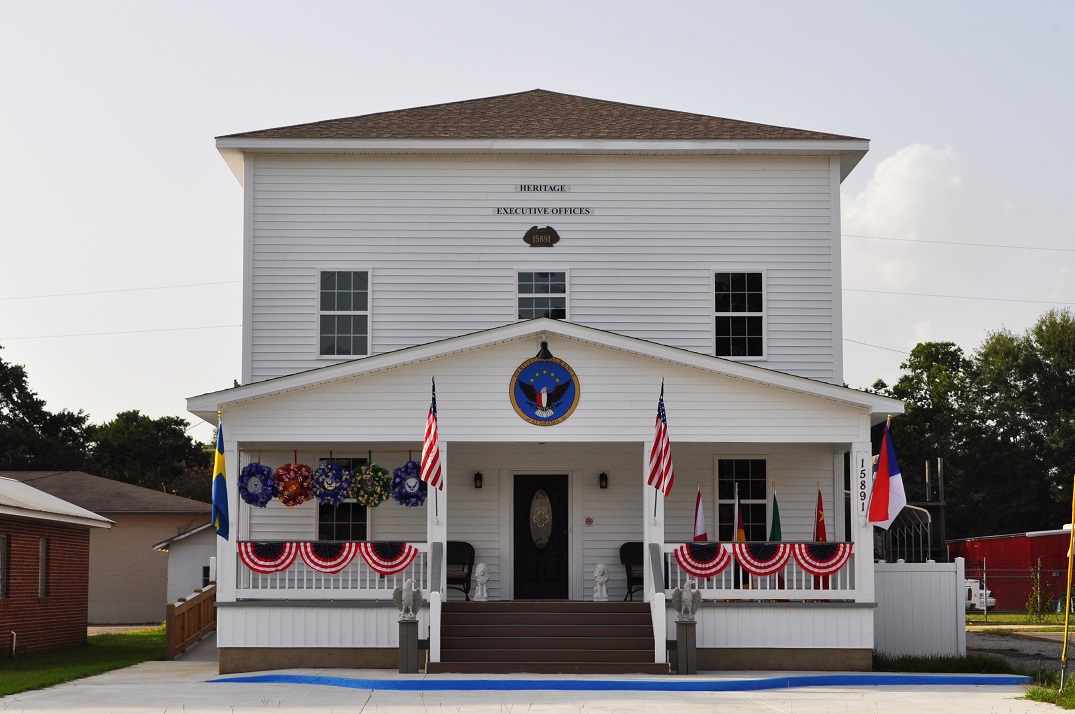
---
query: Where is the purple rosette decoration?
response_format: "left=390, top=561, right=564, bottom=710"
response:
left=312, top=461, right=352, bottom=506
left=238, top=462, right=277, bottom=508
left=391, top=460, right=427, bottom=508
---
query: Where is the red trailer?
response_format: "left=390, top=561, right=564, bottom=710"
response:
left=948, top=527, right=1072, bottom=613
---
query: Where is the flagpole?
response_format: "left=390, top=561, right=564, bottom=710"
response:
left=1061, top=471, right=1075, bottom=690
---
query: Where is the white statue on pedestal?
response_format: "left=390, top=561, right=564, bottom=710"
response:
left=671, top=580, right=702, bottom=622
left=593, top=562, right=609, bottom=602
left=473, top=562, right=489, bottom=601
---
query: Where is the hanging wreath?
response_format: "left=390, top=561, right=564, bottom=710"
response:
left=238, top=462, right=277, bottom=508
left=353, top=463, right=391, bottom=507
left=391, top=460, right=427, bottom=508
left=311, top=462, right=352, bottom=506
left=274, top=463, right=314, bottom=508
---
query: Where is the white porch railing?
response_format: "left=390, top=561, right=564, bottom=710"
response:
left=662, top=542, right=857, bottom=600
left=236, top=543, right=429, bottom=600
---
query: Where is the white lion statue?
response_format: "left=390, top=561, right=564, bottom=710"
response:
left=593, top=562, right=609, bottom=601
left=473, top=562, right=489, bottom=601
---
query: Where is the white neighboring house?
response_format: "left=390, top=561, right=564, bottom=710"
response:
left=187, top=90, right=904, bottom=675
left=152, top=523, right=215, bottom=605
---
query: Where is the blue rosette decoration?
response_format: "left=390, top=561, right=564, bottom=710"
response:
left=238, top=462, right=277, bottom=508
left=391, top=460, right=427, bottom=508
left=312, top=461, right=352, bottom=506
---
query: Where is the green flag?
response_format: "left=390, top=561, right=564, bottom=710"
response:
left=769, top=486, right=782, bottom=541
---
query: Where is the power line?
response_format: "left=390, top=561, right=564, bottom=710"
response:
left=0, top=325, right=240, bottom=341
left=0, top=280, right=241, bottom=301
left=843, top=288, right=1072, bottom=305
left=844, top=338, right=909, bottom=355
left=844, top=233, right=1075, bottom=253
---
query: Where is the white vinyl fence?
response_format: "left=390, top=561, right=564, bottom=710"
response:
left=874, top=557, right=966, bottom=657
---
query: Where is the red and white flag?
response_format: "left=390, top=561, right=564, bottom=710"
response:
left=814, top=485, right=827, bottom=542
left=646, top=382, right=674, bottom=497
left=868, top=418, right=906, bottom=530
left=693, top=484, right=708, bottom=541
left=420, top=378, right=443, bottom=491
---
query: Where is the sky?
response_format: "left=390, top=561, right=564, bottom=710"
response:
left=2, top=2, right=1073, bottom=444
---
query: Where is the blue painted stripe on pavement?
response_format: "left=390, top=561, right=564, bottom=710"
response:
left=213, top=673, right=1032, bottom=692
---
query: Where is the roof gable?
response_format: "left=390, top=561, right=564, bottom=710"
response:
left=0, top=471, right=211, bottom=515
left=220, top=89, right=864, bottom=142
left=0, top=477, right=113, bottom=528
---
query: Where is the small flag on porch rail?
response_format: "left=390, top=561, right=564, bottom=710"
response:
left=868, top=418, right=907, bottom=530
left=420, top=378, right=443, bottom=491
left=693, top=484, right=707, bottom=541
left=769, top=484, right=782, bottom=541
left=813, top=485, right=827, bottom=542
left=646, top=381, right=674, bottom=497
left=212, top=415, right=230, bottom=540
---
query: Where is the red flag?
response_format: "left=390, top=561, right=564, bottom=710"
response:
left=813, top=486, right=827, bottom=542
left=646, top=382, right=674, bottom=497
left=420, top=378, right=443, bottom=491
left=693, top=484, right=707, bottom=541
left=868, top=419, right=906, bottom=530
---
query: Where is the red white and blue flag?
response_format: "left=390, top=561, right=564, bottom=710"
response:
left=238, top=541, right=298, bottom=574
left=693, top=484, right=708, bottom=541
left=646, top=382, right=674, bottom=497
left=421, top=378, right=443, bottom=491
left=868, top=419, right=906, bottom=530
left=299, top=541, right=359, bottom=574
left=793, top=542, right=854, bottom=577
left=357, top=541, right=419, bottom=576
left=674, top=542, right=731, bottom=578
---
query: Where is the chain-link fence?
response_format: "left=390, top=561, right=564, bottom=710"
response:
left=964, top=561, right=1073, bottom=615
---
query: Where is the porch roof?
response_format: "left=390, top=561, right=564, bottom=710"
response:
left=187, top=319, right=902, bottom=424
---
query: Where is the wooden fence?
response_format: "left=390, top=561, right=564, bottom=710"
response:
left=165, top=583, right=216, bottom=660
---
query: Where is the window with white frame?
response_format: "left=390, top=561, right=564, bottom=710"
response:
left=714, top=272, right=764, bottom=357
left=518, top=271, right=567, bottom=320
left=317, top=457, right=369, bottom=540
left=716, top=458, right=767, bottom=541
left=319, top=271, right=369, bottom=357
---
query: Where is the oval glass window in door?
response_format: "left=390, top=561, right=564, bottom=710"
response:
left=529, top=489, right=553, bottom=549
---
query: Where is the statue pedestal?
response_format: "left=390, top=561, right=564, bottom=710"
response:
left=398, top=619, right=419, bottom=674
left=675, top=620, right=697, bottom=675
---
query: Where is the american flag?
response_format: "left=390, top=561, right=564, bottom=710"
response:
left=420, top=378, right=443, bottom=490
left=646, top=382, right=674, bottom=497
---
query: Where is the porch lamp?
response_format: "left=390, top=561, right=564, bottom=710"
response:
left=473, top=471, right=483, bottom=489
left=599, top=472, right=609, bottom=489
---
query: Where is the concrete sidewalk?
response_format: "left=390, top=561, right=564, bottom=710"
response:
left=0, top=634, right=1054, bottom=714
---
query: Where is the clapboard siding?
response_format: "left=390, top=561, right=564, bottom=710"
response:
left=245, top=154, right=838, bottom=384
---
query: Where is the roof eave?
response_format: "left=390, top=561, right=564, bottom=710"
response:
left=0, top=504, right=113, bottom=529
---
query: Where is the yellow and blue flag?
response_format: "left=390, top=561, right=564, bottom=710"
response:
left=212, top=417, right=230, bottom=540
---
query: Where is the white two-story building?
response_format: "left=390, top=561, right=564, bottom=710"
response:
left=187, top=89, right=902, bottom=675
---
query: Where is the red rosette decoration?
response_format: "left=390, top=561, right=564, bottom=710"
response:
left=733, top=542, right=791, bottom=576
left=274, top=463, right=313, bottom=508
left=793, top=542, right=853, bottom=576
left=357, top=541, right=419, bottom=576
left=674, top=542, right=731, bottom=578
left=299, top=541, right=359, bottom=574
left=238, top=541, right=298, bottom=574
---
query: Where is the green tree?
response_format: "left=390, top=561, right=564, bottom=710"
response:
left=0, top=344, right=89, bottom=470
left=87, top=410, right=210, bottom=497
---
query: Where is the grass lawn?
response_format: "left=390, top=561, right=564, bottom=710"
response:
left=967, top=612, right=1073, bottom=630
left=0, top=626, right=165, bottom=697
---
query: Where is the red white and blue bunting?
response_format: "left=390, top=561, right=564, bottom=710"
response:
left=298, top=541, right=359, bottom=574
left=238, top=541, right=299, bottom=574
left=357, top=541, right=419, bottom=576
left=792, top=542, right=853, bottom=576
left=732, top=542, right=792, bottom=576
left=673, top=542, right=732, bottom=578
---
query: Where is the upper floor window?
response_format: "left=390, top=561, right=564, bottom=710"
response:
left=518, top=271, right=567, bottom=320
left=716, top=458, right=767, bottom=541
left=715, top=272, right=764, bottom=358
left=320, top=271, right=369, bottom=357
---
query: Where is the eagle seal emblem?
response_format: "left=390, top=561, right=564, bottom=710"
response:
left=510, top=341, right=580, bottom=426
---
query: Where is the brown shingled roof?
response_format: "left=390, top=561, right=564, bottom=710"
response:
left=0, top=471, right=210, bottom=515
left=220, top=89, right=864, bottom=142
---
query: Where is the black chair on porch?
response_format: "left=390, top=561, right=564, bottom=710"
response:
left=620, top=541, right=644, bottom=601
left=446, top=541, right=475, bottom=601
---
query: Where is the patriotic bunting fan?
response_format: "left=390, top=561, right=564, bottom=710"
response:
left=357, top=541, right=419, bottom=576
left=238, top=541, right=298, bottom=574
left=299, top=541, right=359, bottom=574
left=674, top=542, right=731, bottom=578
left=732, top=542, right=791, bottom=576
left=792, top=542, right=853, bottom=577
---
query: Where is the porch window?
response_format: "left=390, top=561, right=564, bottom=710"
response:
left=38, top=537, right=49, bottom=597
left=0, top=534, right=8, bottom=598
left=317, top=457, right=368, bottom=541
left=715, top=272, right=764, bottom=358
left=716, top=459, right=767, bottom=541
left=518, top=271, right=567, bottom=320
left=319, top=270, right=369, bottom=357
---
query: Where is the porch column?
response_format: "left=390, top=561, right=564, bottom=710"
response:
left=850, top=441, right=875, bottom=603
left=641, top=440, right=664, bottom=602
left=427, top=441, right=447, bottom=594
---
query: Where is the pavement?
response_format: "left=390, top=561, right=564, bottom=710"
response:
left=0, top=631, right=1058, bottom=714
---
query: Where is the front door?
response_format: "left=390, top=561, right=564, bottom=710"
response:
left=513, top=474, right=569, bottom=599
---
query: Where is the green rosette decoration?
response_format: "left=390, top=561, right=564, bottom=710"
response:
left=353, top=463, right=391, bottom=508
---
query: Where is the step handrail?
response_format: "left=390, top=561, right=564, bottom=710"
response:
left=165, top=583, right=216, bottom=660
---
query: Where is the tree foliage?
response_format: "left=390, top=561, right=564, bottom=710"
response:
left=876, top=309, right=1075, bottom=538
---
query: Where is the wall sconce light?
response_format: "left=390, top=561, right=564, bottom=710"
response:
left=473, top=471, right=483, bottom=489
left=599, top=472, right=609, bottom=490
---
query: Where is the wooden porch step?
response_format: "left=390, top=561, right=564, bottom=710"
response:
left=427, top=661, right=670, bottom=675
left=442, top=624, right=653, bottom=638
